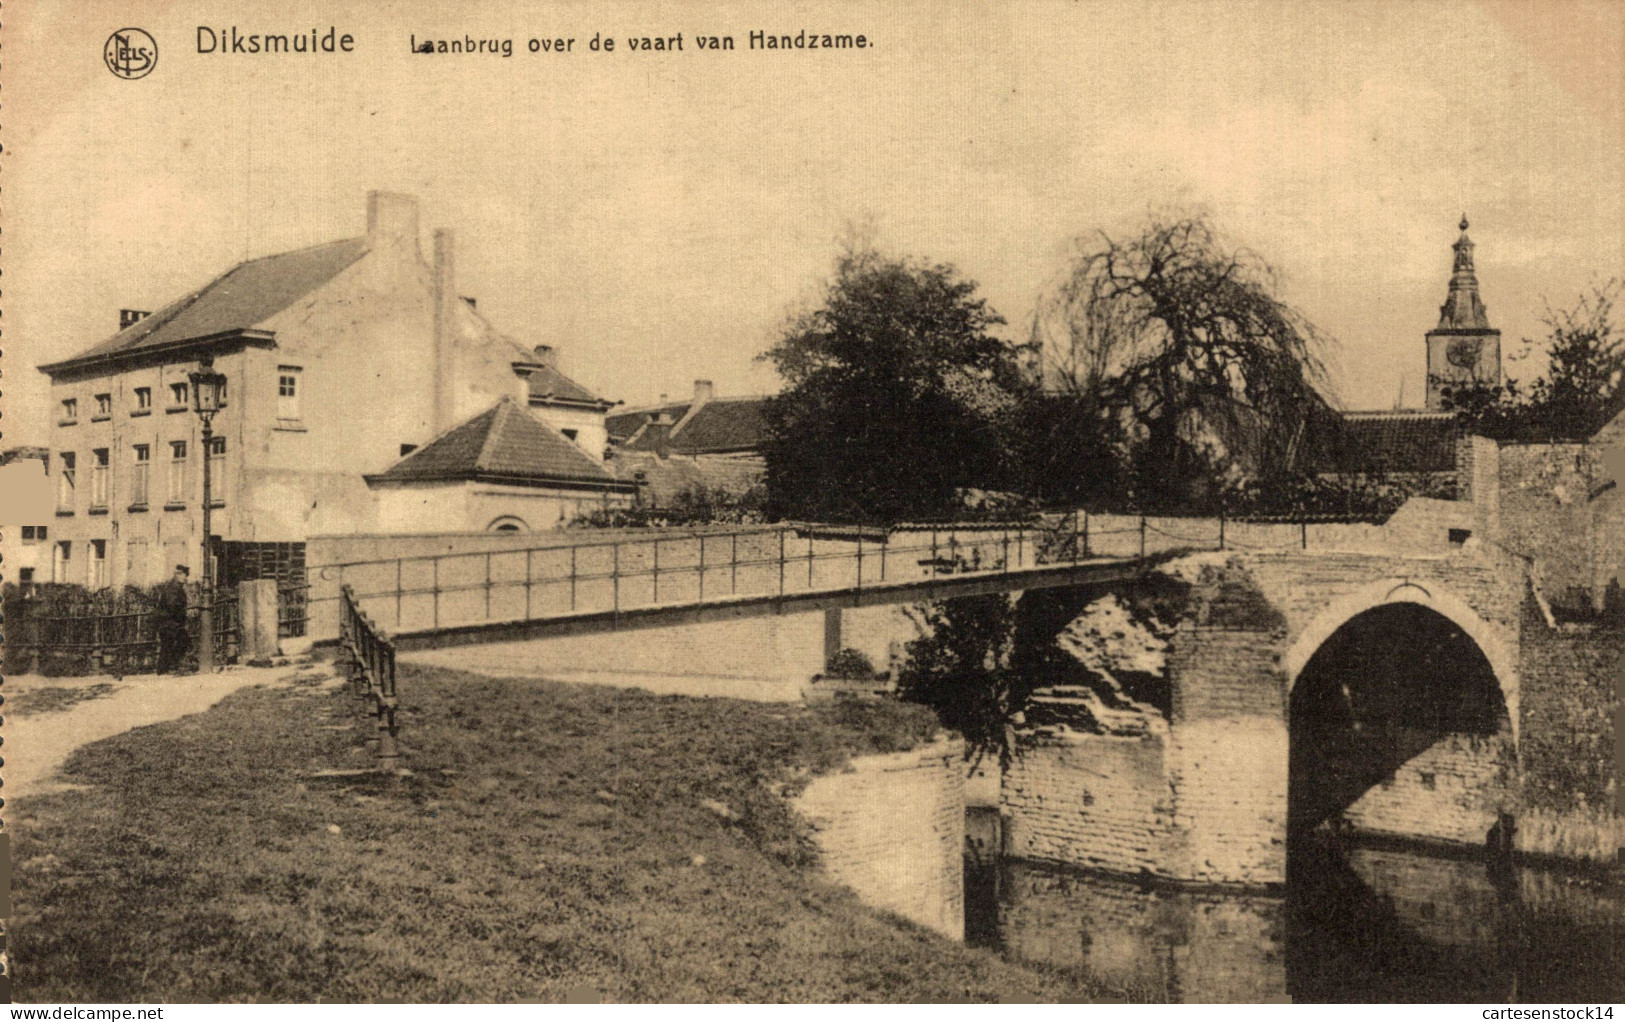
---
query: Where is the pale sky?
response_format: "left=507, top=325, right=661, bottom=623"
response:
left=5, top=0, right=1623, bottom=449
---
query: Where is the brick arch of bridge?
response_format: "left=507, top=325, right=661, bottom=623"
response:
left=1278, top=576, right=1519, bottom=742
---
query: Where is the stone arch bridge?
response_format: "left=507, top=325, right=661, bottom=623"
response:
left=321, top=499, right=1612, bottom=882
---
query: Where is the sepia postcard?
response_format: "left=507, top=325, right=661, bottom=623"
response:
left=0, top=0, right=1621, bottom=1008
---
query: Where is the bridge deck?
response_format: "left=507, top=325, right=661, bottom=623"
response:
left=310, top=516, right=1243, bottom=650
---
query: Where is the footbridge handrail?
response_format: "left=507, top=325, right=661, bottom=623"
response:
left=339, top=583, right=402, bottom=772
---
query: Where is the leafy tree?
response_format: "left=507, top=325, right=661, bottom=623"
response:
left=896, top=595, right=1023, bottom=767
left=1443, top=280, right=1623, bottom=442
left=758, top=246, right=1023, bottom=523
left=997, top=387, right=1127, bottom=509
left=1033, top=214, right=1330, bottom=508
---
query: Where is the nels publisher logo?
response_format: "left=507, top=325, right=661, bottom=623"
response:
left=104, top=28, right=158, bottom=79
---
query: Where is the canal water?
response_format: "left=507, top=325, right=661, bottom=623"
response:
left=965, top=808, right=1623, bottom=1003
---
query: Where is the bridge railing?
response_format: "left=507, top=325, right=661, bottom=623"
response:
left=339, top=583, right=401, bottom=772
left=303, top=513, right=1249, bottom=641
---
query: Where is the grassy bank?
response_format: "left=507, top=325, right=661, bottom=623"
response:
left=11, top=664, right=1104, bottom=1002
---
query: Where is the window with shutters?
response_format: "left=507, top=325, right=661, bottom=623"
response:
left=167, top=441, right=188, bottom=506
left=58, top=452, right=77, bottom=512
left=131, top=444, right=151, bottom=508
left=90, top=448, right=110, bottom=510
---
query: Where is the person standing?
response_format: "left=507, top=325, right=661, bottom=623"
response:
left=155, top=564, right=192, bottom=673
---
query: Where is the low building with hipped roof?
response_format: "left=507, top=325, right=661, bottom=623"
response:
left=365, top=396, right=635, bottom=532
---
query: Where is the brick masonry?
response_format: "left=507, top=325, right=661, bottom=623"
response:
left=1002, top=526, right=1619, bottom=880
left=793, top=734, right=966, bottom=939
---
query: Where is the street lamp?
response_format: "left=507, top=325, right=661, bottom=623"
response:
left=189, top=362, right=227, bottom=672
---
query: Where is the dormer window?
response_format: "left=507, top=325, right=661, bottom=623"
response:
left=60, top=398, right=79, bottom=423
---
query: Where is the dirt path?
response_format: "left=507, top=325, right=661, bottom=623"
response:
left=3, top=661, right=336, bottom=805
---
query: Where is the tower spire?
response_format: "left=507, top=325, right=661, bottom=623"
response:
left=1438, top=214, right=1490, bottom=330
left=1424, top=214, right=1501, bottom=410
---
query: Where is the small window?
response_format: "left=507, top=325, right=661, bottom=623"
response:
left=170, top=381, right=190, bottom=408
left=277, top=366, right=302, bottom=420
left=18, top=567, right=35, bottom=584
left=21, top=525, right=38, bottom=542
left=1448, top=528, right=1471, bottom=546
left=400, top=443, right=418, bottom=457
left=94, top=393, right=113, bottom=418
left=1419, top=772, right=1436, bottom=790
left=60, top=398, right=79, bottom=422
left=561, top=428, right=579, bottom=442
left=134, top=387, right=153, bottom=412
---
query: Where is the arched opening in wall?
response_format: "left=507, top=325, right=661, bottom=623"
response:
left=488, top=516, right=529, bottom=533
left=1288, top=601, right=1512, bottom=844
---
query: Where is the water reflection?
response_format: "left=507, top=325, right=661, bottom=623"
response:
left=966, top=808, right=1623, bottom=1003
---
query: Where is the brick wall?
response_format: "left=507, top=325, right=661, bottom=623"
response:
left=1516, top=602, right=1623, bottom=862
left=793, top=734, right=966, bottom=938
left=1499, top=443, right=1599, bottom=612
left=1003, top=730, right=1174, bottom=876
left=1164, top=628, right=1290, bottom=884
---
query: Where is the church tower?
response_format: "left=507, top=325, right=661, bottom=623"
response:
left=1425, top=215, right=1501, bottom=410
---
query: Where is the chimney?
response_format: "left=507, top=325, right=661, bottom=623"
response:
left=693, top=379, right=715, bottom=404
left=119, top=309, right=150, bottom=330
left=532, top=344, right=558, bottom=369
left=647, top=412, right=675, bottom=459
left=366, top=191, right=420, bottom=252
left=432, top=228, right=457, bottom=432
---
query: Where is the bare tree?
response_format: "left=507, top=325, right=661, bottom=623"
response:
left=1033, top=214, right=1331, bottom=506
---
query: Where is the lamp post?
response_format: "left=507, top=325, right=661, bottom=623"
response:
left=189, top=362, right=227, bottom=672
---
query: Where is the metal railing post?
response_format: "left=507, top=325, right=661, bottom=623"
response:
left=778, top=530, right=786, bottom=596
left=855, top=533, right=863, bottom=594
left=880, top=532, right=887, bottom=581
left=396, top=559, right=403, bottom=627
left=653, top=537, right=660, bottom=603
left=1219, top=511, right=1226, bottom=551
left=731, top=532, right=738, bottom=595
left=432, top=559, right=440, bottom=629
left=1140, top=515, right=1147, bottom=559
left=526, top=548, right=534, bottom=619
left=930, top=527, right=938, bottom=578
left=1003, top=527, right=1010, bottom=570
left=699, top=534, right=706, bottom=601
left=1017, top=526, right=1024, bottom=568
left=1073, top=510, right=1080, bottom=565
left=485, top=551, right=493, bottom=620
left=569, top=546, right=577, bottom=612
left=807, top=534, right=815, bottom=589
left=1301, top=516, right=1308, bottom=550
left=1083, top=511, right=1091, bottom=558
left=613, top=542, right=621, bottom=619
